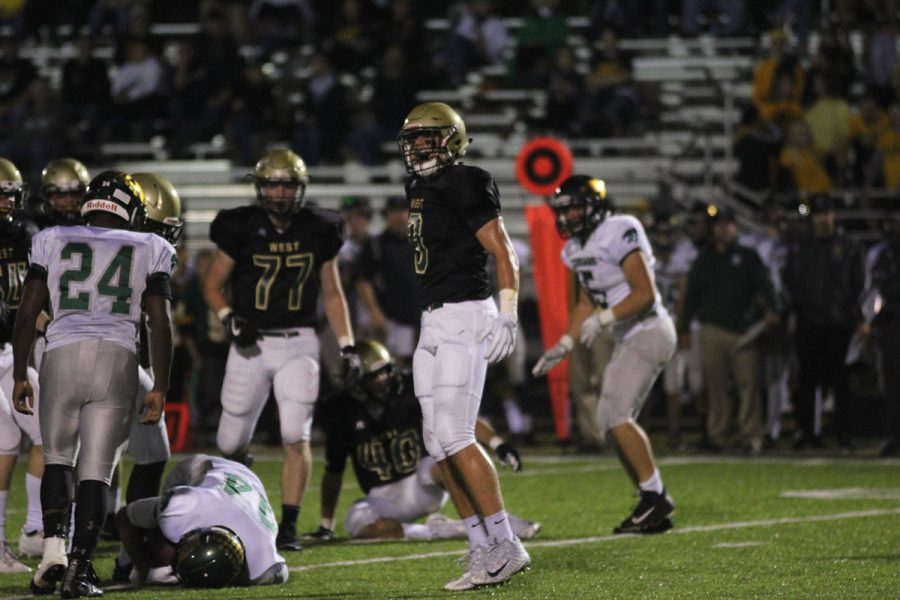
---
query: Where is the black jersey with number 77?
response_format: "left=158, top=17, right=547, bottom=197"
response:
left=403, top=164, right=500, bottom=309
left=209, top=204, right=344, bottom=329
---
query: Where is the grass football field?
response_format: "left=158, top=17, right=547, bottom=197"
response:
left=1, top=448, right=898, bottom=599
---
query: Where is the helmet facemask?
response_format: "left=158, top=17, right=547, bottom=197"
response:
left=44, top=185, right=85, bottom=225
left=398, top=126, right=458, bottom=177
left=256, top=177, right=305, bottom=218
left=0, top=184, right=22, bottom=223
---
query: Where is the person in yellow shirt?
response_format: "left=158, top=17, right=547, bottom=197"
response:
left=871, top=103, right=900, bottom=190
left=805, top=73, right=852, bottom=174
left=779, top=120, right=832, bottom=194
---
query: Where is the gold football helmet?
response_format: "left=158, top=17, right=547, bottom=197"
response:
left=0, top=157, right=25, bottom=222
left=41, top=158, right=90, bottom=225
left=253, top=148, right=309, bottom=217
left=397, top=102, right=469, bottom=177
left=132, top=172, right=184, bottom=245
left=355, top=339, right=400, bottom=401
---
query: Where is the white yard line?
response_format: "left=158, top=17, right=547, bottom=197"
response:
left=288, top=508, right=900, bottom=572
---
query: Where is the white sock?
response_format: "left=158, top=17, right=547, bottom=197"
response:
left=401, top=523, right=432, bottom=540
left=638, top=469, right=664, bottom=495
left=107, top=485, right=121, bottom=515
left=25, top=473, right=43, bottom=532
left=0, top=490, right=7, bottom=537
left=484, top=510, right=514, bottom=543
left=462, top=515, right=488, bottom=550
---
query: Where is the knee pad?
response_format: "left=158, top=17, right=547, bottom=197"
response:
left=417, top=395, right=446, bottom=461
left=343, top=499, right=378, bottom=538
left=0, top=414, right=22, bottom=454
left=431, top=344, right=477, bottom=457
left=273, top=357, right=319, bottom=444
left=217, top=411, right=255, bottom=457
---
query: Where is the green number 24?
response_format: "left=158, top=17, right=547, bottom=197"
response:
left=58, top=242, right=135, bottom=314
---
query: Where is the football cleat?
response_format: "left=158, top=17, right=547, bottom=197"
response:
left=425, top=513, right=466, bottom=540
left=613, top=490, right=675, bottom=534
left=0, top=541, right=31, bottom=573
left=275, top=525, right=302, bottom=551
left=59, top=557, right=103, bottom=598
left=443, top=544, right=489, bottom=592
left=509, top=515, right=541, bottom=540
left=471, top=537, right=531, bottom=587
left=18, top=527, right=44, bottom=558
left=31, top=537, right=68, bottom=595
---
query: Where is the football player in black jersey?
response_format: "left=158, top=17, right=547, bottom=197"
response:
left=397, top=102, right=527, bottom=590
left=204, top=148, right=360, bottom=552
left=308, top=340, right=539, bottom=542
left=0, top=158, right=46, bottom=573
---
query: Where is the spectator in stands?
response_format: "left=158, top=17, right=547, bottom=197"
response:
left=782, top=194, right=865, bottom=451
left=322, top=0, right=379, bottom=75
left=541, top=45, right=585, bottom=137
left=871, top=29, right=900, bottom=104
left=249, top=0, right=315, bottom=51
left=60, top=34, right=111, bottom=148
left=773, top=0, right=813, bottom=51
left=0, top=36, right=37, bottom=130
left=355, top=196, right=419, bottom=364
left=1, top=77, right=61, bottom=182
left=679, top=206, right=778, bottom=454
left=752, top=28, right=804, bottom=114
left=226, top=60, right=275, bottom=166
left=804, top=72, right=852, bottom=180
left=779, top=119, right=832, bottom=195
left=589, top=0, right=642, bottom=36
left=849, top=93, right=888, bottom=187
left=757, top=65, right=805, bottom=128
left=805, top=26, right=855, bottom=103
left=581, top=27, right=638, bottom=137
left=868, top=205, right=900, bottom=456
left=509, top=0, right=568, bottom=87
left=88, top=0, right=134, bottom=38
left=868, top=102, right=900, bottom=191
left=441, top=0, right=509, bottom=87
left=109, top=37, right=165, bottom=141
left=375, top=0, right=430, bottom=82
left=346, top=43, right=418, bottom=165
left=732, top=104, right=781, bottom=193
left=293, top=51, right=348, bottom=165
left=680, top=0, right=746, bottom=36
left=835, top=0, right=897, bottom=30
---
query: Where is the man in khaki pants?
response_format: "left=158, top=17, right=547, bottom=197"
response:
left=678, top=206, right=779, bottom=455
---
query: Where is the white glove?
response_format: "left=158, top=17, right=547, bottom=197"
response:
left=531, top=335, right=574, bottom=377
left=478, top=312, right=517, bottom=364
left=580, top=308, right=615, bottom=346
left=145, top=565, right=179, bottom=585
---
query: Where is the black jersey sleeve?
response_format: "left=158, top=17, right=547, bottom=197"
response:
left=458, top=168, right=501, bottom=233
left=209, top=208, right=251, bottom=259
left=307, top=207, right=346, bottom=263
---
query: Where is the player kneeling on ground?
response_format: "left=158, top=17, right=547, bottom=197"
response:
left=116, top=454, right=287, bottom=587
left=307, top=340, right=539, bottom=542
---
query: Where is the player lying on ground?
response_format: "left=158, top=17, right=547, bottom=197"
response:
left=116, top=454, right=287, bottom=588
left=307, top=340, right=540, bottom=542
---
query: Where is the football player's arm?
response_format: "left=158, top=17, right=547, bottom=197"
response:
left=355, top=278, right=387, bottom=334
left=321, top=258, right=354, bottom=347
left=203, top=250, right=236, bottom=316
left=116, top=507, right=153, bottom=581
left=143, top=293, right=173, bottom=424
left=11, top=278, right=48, bottom=414
left=611, top=250, right=656, bottom=319
left=565, top=285, right=596, bottom=339
left=475, top=217, right=519, bottom=295
left=316, top=427, right=346, bottom=537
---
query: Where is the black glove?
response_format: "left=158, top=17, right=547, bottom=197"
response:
left=339, top=345, right=362, bottom=390
left=223, top=311, right=259, bottom=348
left=300, top=526, right=334, bottom=541
left=494, top=442, right=522, bottom=472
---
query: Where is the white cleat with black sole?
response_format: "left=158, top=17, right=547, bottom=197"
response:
left=471, top=537, right=531, bottom=587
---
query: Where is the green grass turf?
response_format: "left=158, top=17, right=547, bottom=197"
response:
left=1, top=451, right=898, bottom=599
